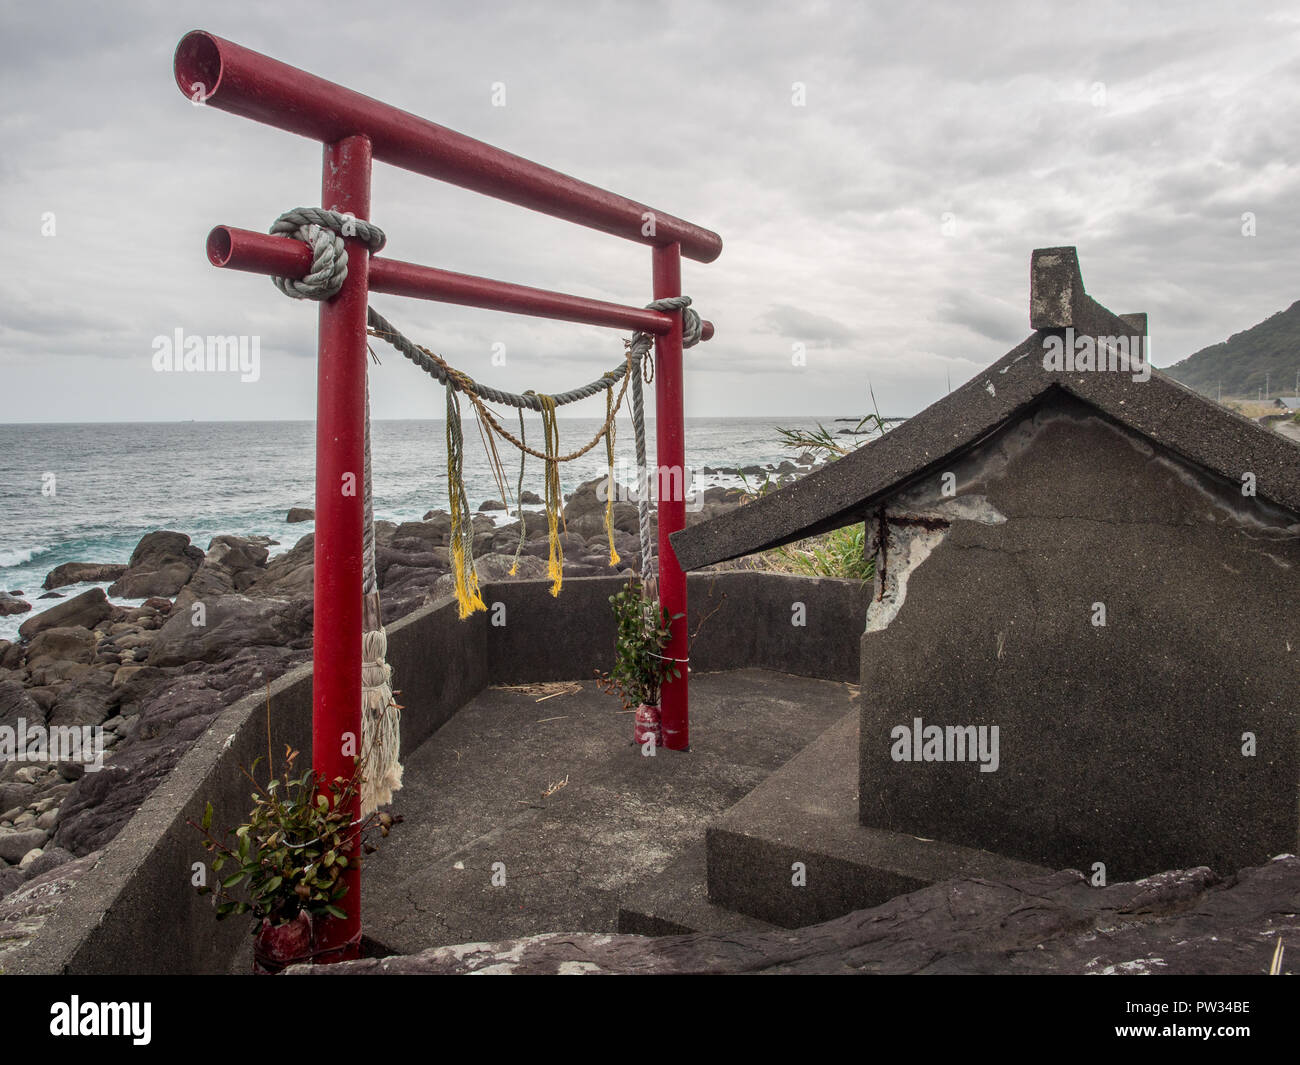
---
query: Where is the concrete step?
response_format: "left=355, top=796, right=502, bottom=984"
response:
left=617, top=841, right=777, bottom=937
left=706, top=712, right=1051, bottom=928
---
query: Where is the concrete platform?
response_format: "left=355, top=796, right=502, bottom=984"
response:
left=706, top=713, right=1052, bottom=928
left=362, top=668, right=855, bottom=955
left=616, top=841, right=776, bottom=936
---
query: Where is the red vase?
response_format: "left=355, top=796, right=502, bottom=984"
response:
left=252, top=910, right=314, bottom=974
left=633, top=703, right=661, bottom=748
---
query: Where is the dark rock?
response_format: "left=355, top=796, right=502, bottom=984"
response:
left=19, top=588, right=112, bottom=642
left=47, top=670, right=117, bottom=729
left=0, top=783, right=35, bottom=814
left=246, top=535, right=314, bottom=600
left=107, top=531, right=204, bottom=599
left=142, top=597, right=174, bottom=613
left=36, top=592, right=64, bottom=600
left=295, top=857, right=1300, bottom=976
left=561, top=477, right=641, bottom=540
left=147, top=595, right=312, bottom=667
left=54, top=648, right=302, bottom=855
left=19, top=845, right=74, bottom=880
left=477, top=499, right=506, bottom=512
left=519, top=490, right=544, bottom=505
left=174, top=535, right=271, bottom=610
left=0, top=592, right=32, bottom=616
left=42, top=562, right=128, bottom=591
left=286, top=507, right=315, bottom=523
left=0, top=829, right=48, bottom=864
left=0, top=866, right=23, bottom=900
left=24, top=686, right=59, bottom=715
left=110, top=665, right=171, bottom=714
left=0, top=850, right=100, bottom=966
left=0, top=679, right=44, bottom=730
left=24, top=627, right=98, bottom=670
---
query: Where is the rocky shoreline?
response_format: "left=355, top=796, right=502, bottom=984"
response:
left=0, top=473, right=768, bottom=906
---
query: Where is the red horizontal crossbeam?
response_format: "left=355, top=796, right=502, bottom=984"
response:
left=174, top=31, right=723, bottom=264
left=206, top=225, right=714, bottom=341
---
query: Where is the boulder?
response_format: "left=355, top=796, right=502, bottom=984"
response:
left=286, top=507, right=314, bottom=523
left=17, top=588, right=112, bottom=641
left=54, top=647, right=301, bottom=855
left=147, top=595, right=313, bottom=667
left=519, top=490, right=544, bottom=505
left=0, top=850, right=100, bottom=968
left=36, top=592, right=63, bottom=600
left=19, top=845, right=74, bottom=880
left=47, top=669, right=117, bottom=729
left=42, top=562, right=128, bottom=591
left=477, top=499, right=507, bottom=512
left=0, top=592, right=32, bottom=616
left=562, top=477, right=642, bottom=539
left=174, top=535, right=271, bottom=610
left=245, top=535, right=314, bottom=600
left=0, top=679, right=43, bottom=730
left=24, top=627, right=97, bottom=670
left=107, top=531, right=204, bottom=598
left=0, top=829, right=48, bottom=865
left=397, top=514, right=452, bottom=545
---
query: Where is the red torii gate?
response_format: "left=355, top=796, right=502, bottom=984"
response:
left=172, top=30, right=721, bottom=957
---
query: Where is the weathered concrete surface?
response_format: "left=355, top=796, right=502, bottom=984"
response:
left=708, top=713, right=1049, bottom=928
left=360, top=669, right=854, bottom=956
left=292, top=854, right=1300, bottom=975
left=9, top=575, right=864, bottom=973
left=485, top=572, right=866, bottom=685
left=617, top=841, right=776, bottom=937
left=859, top=395, right=1300, bottom=882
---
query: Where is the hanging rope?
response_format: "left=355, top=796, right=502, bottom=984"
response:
left=445, top=382, right=485, bottom=618
left=535, top=393, right=564, bottom=596
left=510, top=409, right=528, bottom=576
left=360, top=374, right=402, bottom=815
left=266, top=206, right=701, bottom=610
left=604, top=382, right=620, bottom=566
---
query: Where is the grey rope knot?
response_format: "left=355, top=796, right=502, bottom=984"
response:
left=644, top=295, right=703, bottom=348
left=269, top=207, right=387, bottom=301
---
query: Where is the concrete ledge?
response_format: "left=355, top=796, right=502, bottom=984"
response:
left=10, top=573, right=863, bottom=973
left=484, top=572, right=866, bottom=685
left=706, top=714, right=1050, bottom=928
left=617, top=842, right=777, bottom=937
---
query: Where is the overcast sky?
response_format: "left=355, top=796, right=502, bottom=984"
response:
left=2, top=0, right=1298, bottom=422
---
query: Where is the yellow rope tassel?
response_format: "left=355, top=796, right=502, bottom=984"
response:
left=446, top=383, right=485, bottom=618
left=538, top=393, right=564, bottom=596
left=604, top=384, right=620, bottom=566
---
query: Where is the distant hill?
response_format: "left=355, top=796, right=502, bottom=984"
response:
left=1163, top=300, right=1300, bottom=399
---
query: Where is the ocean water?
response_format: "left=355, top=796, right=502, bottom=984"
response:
left=0, top=416, right=860, bottom=642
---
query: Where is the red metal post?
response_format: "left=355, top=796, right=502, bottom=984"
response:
left=206, top=225, right=716, bottom=342
left=312, top=134, right=372, bottom=959
left=653, top=243, right=689, bottom=751
left=175, top=31, right=721, bottom=263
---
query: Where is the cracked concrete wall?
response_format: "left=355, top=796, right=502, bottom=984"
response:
left=859, top=392, right=1300, bottom=881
